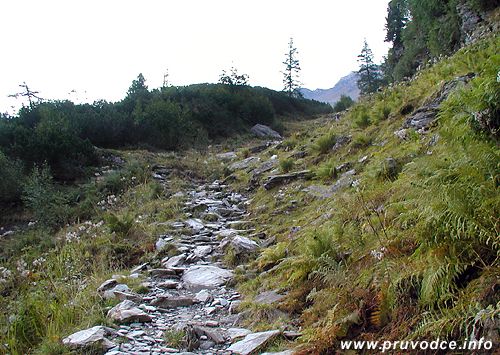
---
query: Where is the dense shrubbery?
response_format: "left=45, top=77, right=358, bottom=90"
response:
left=0, top=79, right=331, bottom=205
left=0, top=151, right=23, bottom=203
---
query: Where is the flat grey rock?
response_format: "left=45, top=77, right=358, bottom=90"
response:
left=227, top=330, right=281, bottom=355
left=103, top=284, right=130, bottom=300
left=254, top=290, right=285, bottom=305
left=150, top=295, right=196, bottom=308
left=227, top=327, right=252, bottom=341
left=251, top=124, right=282, bottom=139
left=62, top=326, right=116, bottom=350
left=229, top=235, right=259, bottom=255
left=107, top=300, right=152, bottom=324
left=162, top=254, right=186, bottom=268
left=182, top=265, right=233, bottom=291
left=230, top=156, right=260, bottom=171
left=263, top=170, right=312, bottom=190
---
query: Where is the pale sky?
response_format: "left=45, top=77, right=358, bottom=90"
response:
left=0, top=0, right=390, bottom=113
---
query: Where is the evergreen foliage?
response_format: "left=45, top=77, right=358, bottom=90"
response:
left=282, top=38, right=302, bottom=97
left=357, top=40, right=382, bottom=95
left=333, top=95, right=354, bottom=113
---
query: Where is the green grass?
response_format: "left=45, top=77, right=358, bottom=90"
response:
left=0, top=149, right=225, bottom=354
left=279, top=158, right=295, bottom=173
left=313, top=131, right=337, bottom=154
left=234, top=34, right=500, bottom=352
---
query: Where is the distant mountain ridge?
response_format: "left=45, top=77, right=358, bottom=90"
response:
left=301, top=71, right=360, bottom=105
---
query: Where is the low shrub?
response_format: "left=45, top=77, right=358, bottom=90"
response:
left=279, top=158, right=295, bottom=173
left=313, top=132, right=337, bottom=154
left=22, top=164, right=69, bottom=228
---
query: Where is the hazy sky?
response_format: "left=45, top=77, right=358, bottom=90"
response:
left=1, top=0, right=390, bottom=113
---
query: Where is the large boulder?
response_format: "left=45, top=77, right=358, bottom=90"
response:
left=62, top=326, right=116, bottom=350
left=251, top=124, right=282, bottom=139
left=181, top=265, right=233, bottom=291
left=107, top=300, right=152, bottom=324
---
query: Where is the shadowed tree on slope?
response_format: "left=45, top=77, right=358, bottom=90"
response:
left=282, top=37, right=302, bottom=97
left=357, top=40, right=382, bottom=95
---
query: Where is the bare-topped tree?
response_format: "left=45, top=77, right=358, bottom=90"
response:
left=8, top=82, right=43, bottom=108
left=282, top=37, right=302, bottom=97
left=219, top=66, right=249, bottom=86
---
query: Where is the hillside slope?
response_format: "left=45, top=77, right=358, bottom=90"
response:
left=0, top=36, right=498, bottom=355
left=224, top=35, right=499, bottom=353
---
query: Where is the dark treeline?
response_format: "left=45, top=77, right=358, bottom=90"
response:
left=0, top=76, right=331, bottom=203
left=383, top=0, right=498, bottom=82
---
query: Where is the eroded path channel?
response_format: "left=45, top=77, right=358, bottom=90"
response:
left=63, top=174, right=288, bottom=354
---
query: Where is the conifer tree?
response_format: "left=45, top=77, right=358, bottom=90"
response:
left=357, top=40, right=382, bottom=95
left=282, top=37, right=302, bottom=97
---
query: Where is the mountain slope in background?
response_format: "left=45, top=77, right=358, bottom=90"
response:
left=301, top=71, right=360, bottom=105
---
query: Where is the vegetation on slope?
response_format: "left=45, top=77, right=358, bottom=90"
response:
left=228, top=35, right=499, bottom=352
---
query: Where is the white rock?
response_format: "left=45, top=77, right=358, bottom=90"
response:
left=62, top=326, right=116, bottom=349
left=195, top=289, right=213, bottom=303
left=193, top=245, right=213, bottom=258
left=185, top=218, right=205, bottom=231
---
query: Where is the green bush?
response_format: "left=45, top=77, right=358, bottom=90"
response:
left=313, top=132, right=337, bottom=154
left=279, top=158, right=295, bottom=173
left=22, top=164, right=68, bottom=228
left=316, top=161, right=338, bottom=180
left=353, top=108, right=371, bottom=128
left=105, top=212, right=135, bottom=238
left=333, top=95, right=354, bottom=113
left=352, top=133, right=372, bottom=149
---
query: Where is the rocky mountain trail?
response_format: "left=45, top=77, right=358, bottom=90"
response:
left=63, top=168, right=297, bottom=354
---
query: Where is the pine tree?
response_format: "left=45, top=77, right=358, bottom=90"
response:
left=282, top=37, right=302, bottom=97
left=385, top=0, right=408, bottom=48
left=357, top=40, right=381, bottom=95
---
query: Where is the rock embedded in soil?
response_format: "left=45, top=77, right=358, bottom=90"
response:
left=150, top=294, right=197, bottom=308
left=254, top=290, right=286, bottom=305
left=227, top=330, right=282, bottom=355
left=263, top=170, right=312, bottom=190
left=62, top=326, right=116, bottom=350
left=250, top=124, right=283, bottom=139
left=227, top=235, right=259, bottom=255
left=107, top=300, right=152, bottom=324
left=181, top=265, right=234, bottom=291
